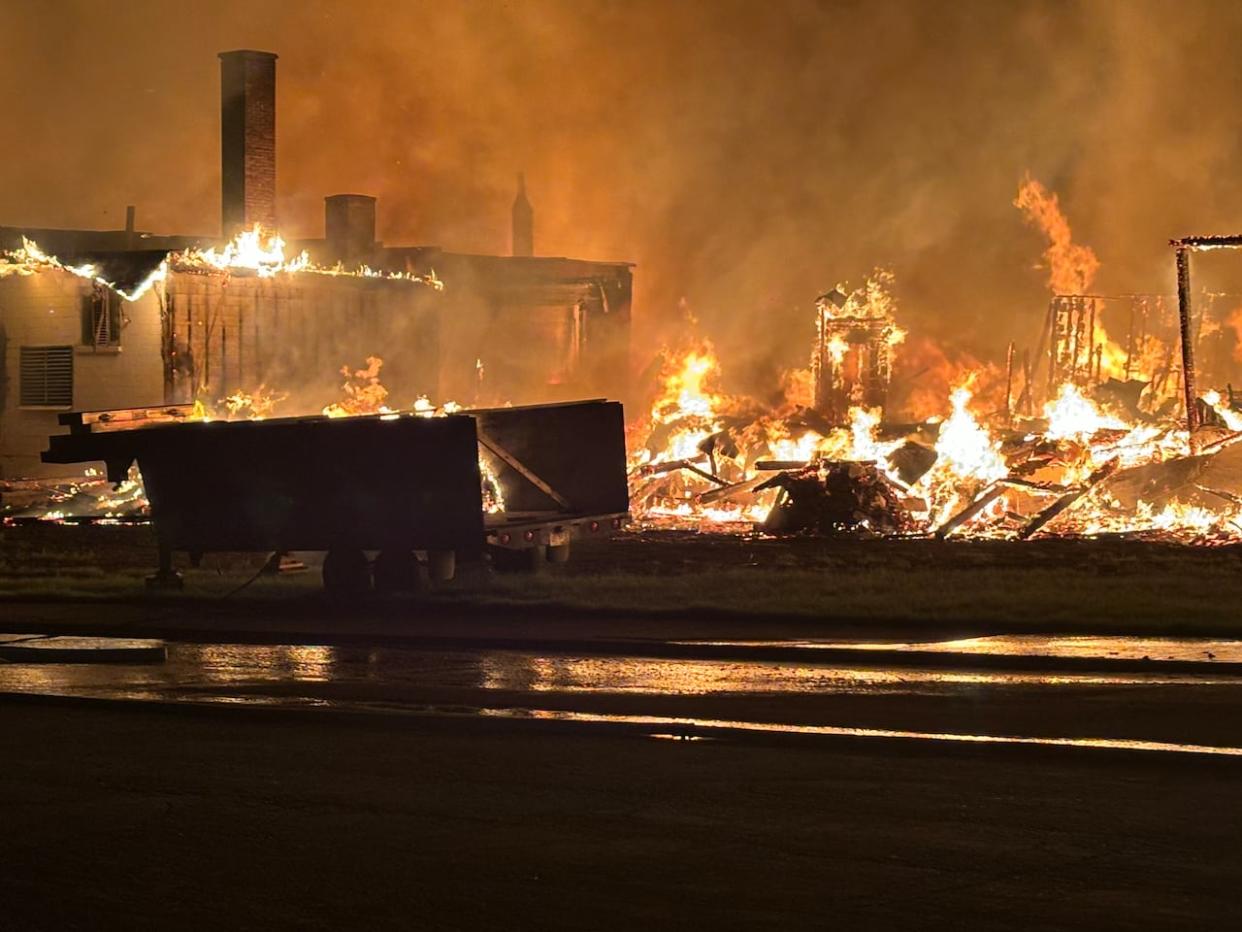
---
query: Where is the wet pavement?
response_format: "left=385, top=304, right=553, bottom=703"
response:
left=0, top=634, right=166, bottom=663
left=4, top=635, right=1242, bottom=754
left=680, top=633, right=1242, bottom=662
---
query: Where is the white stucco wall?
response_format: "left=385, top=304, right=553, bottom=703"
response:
left=0, top=270, right=164, bottom=477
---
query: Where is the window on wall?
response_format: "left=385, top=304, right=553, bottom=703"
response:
left=81, top=286, right=122, bottom=346
left=20, top=346, right=73, bottom=406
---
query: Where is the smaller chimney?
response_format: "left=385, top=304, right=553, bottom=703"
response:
left=512, top=172, right=533, bottom=257
left=125, top=205, right=136, bottom=249
left=325, top=194, right=377, bottom=263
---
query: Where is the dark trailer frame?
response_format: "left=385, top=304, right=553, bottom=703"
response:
left=43, top=399, right=629, bottom=591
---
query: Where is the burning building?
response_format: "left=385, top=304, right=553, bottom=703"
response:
left=0, top=49, right=633, bottom=478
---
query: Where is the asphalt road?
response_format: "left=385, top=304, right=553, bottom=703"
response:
left=2, top=698, right=1241, bottom=930
left=5, top=635, right=1242, bottom=928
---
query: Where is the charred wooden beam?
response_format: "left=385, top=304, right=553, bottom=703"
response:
left=1170, top=234, right=1242, bottom=250
left=632, top=457, right=727, bottom=487
left=1017, top=459, right=1119, bottom=540
left=754, top=460, right=813, bottom=471
left=1197, top=430, right=1242, bottom=456
left=1000, top=476, right=1069, bottom=493
left=1004, top=341, right=1015, bottom=425
left=1176, top=245, right=1199, bottom=434
left=696, top=474, right=770, bottom=505
left=59, top=405, right=198, bottom=434
left=934, top=481, right=1005, bottom=539
left=1194, top=484, right=1242, bottom=507
left=680, top=463, right=729, bottom=487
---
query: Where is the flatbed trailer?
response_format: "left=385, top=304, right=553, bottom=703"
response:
left=42, top=399, right=629, bottom=592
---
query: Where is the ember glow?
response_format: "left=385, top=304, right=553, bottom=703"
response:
left=223, top=386, right=288, bottom=420
left=322, top=356, right=392, bottom=418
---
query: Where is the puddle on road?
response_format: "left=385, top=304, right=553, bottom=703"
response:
left=681, top=635, right=1242, bottom=663
left=473, top=654, right=1236, bottom=694
left=0, top=643, right=1236, bottom=702
left=0, top=633, right=166, bottom=663
left=3, top=641, right=1241, bottom=757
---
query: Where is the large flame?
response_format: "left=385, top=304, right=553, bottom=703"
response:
left=1043, top=383, right=1127, bottom=441
left=185, top=226, right=311, bottom=277
left=1013, top=176, right=1099, bottom=295
left=1014, top=176, right=1128, bottom=380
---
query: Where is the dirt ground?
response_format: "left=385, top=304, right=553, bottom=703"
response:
left=5, top=522, right=1242, bottom=635
left=2, top=698, right=1240, bottom=931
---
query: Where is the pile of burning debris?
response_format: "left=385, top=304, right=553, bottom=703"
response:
left=627, top=352, right=1242, bottom=542
left=626, top=273, right=1242, bottom=544
left=1, top=465, right=148, bottom=524
left=625, top=179, right=1242, bottom=544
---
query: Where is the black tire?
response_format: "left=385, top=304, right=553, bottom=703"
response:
left=546, top=541, right=572, bottom=564
left=322, top=549, right=371, bottom=595
left=373, top=550, right=425, bottom=594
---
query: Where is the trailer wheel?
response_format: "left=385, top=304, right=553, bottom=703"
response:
left=373, top=550, right=425, bottom=594
left=323, top=549, right=371, bottom=595
left=427, top=550, right=457, bottom=582
left=547, top=541, right=572, bottom=564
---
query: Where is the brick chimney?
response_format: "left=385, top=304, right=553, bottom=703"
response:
left=219, top=50, right=278, bottom=237
left=325, top=194, right=377, bottom=263
left=512, top=172, right=533, bottom=257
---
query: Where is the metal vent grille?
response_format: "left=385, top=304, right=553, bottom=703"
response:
left=20, top=345, right=73, bottom=406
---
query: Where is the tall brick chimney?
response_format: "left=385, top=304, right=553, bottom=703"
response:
left=325, top=194, right=377, bottom=263
left=219, top=50, right=278, bottom=237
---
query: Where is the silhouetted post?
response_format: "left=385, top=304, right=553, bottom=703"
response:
left=1176, top=245, right=1198, bottom=433
left=512, top=172, right=533, bottom=257
left=1004, top=340, right=1015, bottom=425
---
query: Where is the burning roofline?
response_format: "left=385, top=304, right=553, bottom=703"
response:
left=0, top=228, right=445, bottom=304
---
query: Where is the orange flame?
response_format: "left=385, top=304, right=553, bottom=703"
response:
left=1013, top=176, right=1099, bottom=295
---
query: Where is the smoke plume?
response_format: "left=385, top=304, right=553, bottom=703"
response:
left=5, top=0, right=1242, bottom=403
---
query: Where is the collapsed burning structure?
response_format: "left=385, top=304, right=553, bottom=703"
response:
left=625, top=181, right=1242, bottom=544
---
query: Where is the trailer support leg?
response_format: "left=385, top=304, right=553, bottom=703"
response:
left=146, top=543, right=184, bottom=590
